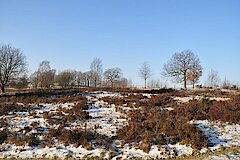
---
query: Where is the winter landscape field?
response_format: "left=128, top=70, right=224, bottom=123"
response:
left=1, top=1, right=240, bottom=159
left=0, top=88, right=239, bottom=159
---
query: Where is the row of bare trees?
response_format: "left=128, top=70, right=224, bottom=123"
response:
left=29, top=59, right=129, bottom=89
left=0, top=43, right=237, bottom=92
left=0, top=44, right=131, bottom=92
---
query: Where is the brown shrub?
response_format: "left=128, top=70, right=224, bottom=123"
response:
left=100, top=97, right=124, bottom=106
left=0, top=102, right=28, bottom=116
left=117, top=107, right=208, bottom=152
left=175, top=96, right=240, bottom=124
left=27, top=134, right=41, bottom=147
left=148, top=94, right=175, bottom=107
left=0, top=129, right=7, bottom=144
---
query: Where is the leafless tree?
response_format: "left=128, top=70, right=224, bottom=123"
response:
left=186, top=59, right=203, bottom=89
left=73, top=71, right=83, bottom=88
left=127, top=78, right=134, bottom=88
left=29, top=71, right=39, bottom=88
left=55, top=70, right=75, bottom=88
left=0, top=44, right=27, bottom=92
left=162, top=50, right=202, bottom=90
left=138, top=62, right=152, bottom=88
left=114, top=77, right=128, bottom=88
left=38, top=61, right=51, bottom=73
left=37, top=60, right=55, bottom=88
left=8, top=74, right=29, bottom=89
left=120, top=77, right=128, bottom=88
left=104, top=67, right=122, bottom=88
left=148, top=78, right=161, bottom=88
left=207, top=69, right=220, bottom=88
left=90, top=58, right=103, bottom=88
left=222, top=77, right=231, bottom=89
left=80, top=71, right=92, bottom=87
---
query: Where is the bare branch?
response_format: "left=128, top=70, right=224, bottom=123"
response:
left=138, top=62, right=152, bottom=88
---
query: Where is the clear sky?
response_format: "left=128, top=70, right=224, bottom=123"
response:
left=0, top=0, right=240, bottom=87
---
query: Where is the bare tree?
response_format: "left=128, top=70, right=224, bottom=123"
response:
left=29, top=71, right=39, bottom=88
left=104, top=68, right=122, bottom=88
left=55, top=70, right=74, bottom=88
left=127, top=78, right=134, bottom=88
left=38, top=61, right=51, bottom=73
left=207, top=69, right=220, bottom=88
left=73, top=71, right=83, bottom=88
left=37, top=60, right=55, bottom=88
left=187, top=60, right=203, bottom=89
left=222, top=77, right=231, bottom=89
left=8, top=74, right=29, bottom=89
left=148, top=78, right=161, bottom=88
left=83, top=71, right=92, bottom=87
left=90, top=58, right=103, bottom=88
left=162, top=50, right=202, bottom=90
left=115, top=77, right=128, bottom=88
left=139, top=62, right=152, bottom=88
left=0, top=44, right=27, bottom=92
left=120, top=77, right=128, bottom=88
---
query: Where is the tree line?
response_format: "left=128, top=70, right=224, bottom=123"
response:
left=29, top=59, right=129, bottom=89
left=0, top=44, right=237, bottom=92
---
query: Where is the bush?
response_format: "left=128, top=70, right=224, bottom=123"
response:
left=175, top=96, right=240, bottom=124
left=0, top=102, right=27, bottom=116
left=0, top=129, right=7, bottom=144
left=27, top=134, right=41, bottom=147
left=117, top=107, right=208, bottom=152
left=5, top=130, right=42, bottom=147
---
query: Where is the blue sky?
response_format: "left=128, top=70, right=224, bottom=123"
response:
left=0, top=0, right=240, bottom=87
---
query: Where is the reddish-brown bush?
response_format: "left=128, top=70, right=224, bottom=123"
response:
left=148, top=94, right=175, bottom=107
left=0, top=129, right=7, bottom=144
left=175, top=96, right=240, bottom=124
left=117, top=107, right=208, bottom=152
left=0, top=102, right=28, bottom=116
left=46, top=127, right=112, bottom=149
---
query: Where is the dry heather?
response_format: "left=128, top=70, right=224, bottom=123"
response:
left=116, top=92, right=240, bottom=152
left=117, top=107, right=208, bottom=152
left=175, top=96, right=240, bottom=124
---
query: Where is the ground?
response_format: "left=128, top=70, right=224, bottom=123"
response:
left=0, top=88, right=239, bottom=159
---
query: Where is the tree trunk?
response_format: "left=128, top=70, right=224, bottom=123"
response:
left=94, top=79, right=97, bottom=88
left=111, top=81, right=114, bottom=88
left=1, top=86, right=5, bottom=93
left=192, top=81, right=195, bottom=89
left=87, top=79, right=90, bottom=87
left=184, top=73, right=187, bottom=90
left=144, top=78, right=147, bottom=89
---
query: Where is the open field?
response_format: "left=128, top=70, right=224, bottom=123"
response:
left=0, top=88, right=240, bottom=159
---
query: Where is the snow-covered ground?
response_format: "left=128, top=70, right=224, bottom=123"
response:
left=174, top=96, right=231, bottom=104
left=0, top=91, right=240, bottom=159
left=193, top=120, right=240, bottom=151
